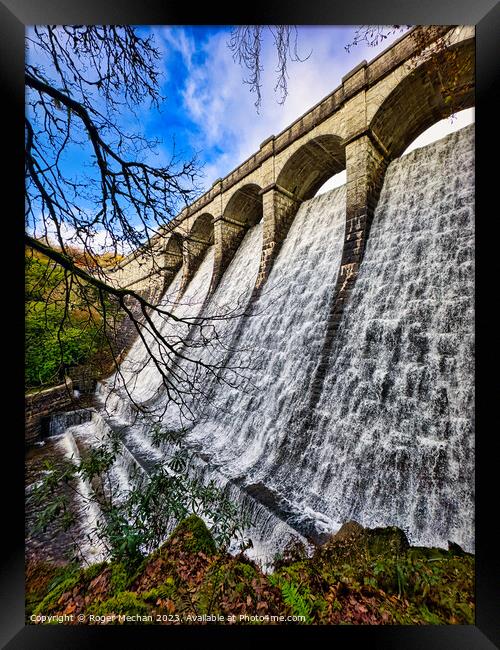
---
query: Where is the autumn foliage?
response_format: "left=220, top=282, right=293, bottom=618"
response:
left=27, top=516, right=474, bottom=626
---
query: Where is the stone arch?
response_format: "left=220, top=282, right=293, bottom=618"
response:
left=223, top=183, right=263, bottom=226
left=276, top=134, right=345, bottom=201
left=189, top=211, right=215, bottom=246
left=161, top=232, right=183, bottom=294
left=179, top=212, right=215, bottom=295
left=208, top=184, right=263, bottom=296
left=370, top=37, right=474, bottom=160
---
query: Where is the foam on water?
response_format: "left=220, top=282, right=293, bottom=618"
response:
left=60, top=125, right=474, bottom=563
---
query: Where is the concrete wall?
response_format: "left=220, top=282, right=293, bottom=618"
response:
left=25, top=379, right=74, bottom=445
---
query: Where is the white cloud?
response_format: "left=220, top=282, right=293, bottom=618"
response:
left=33, top=215, right=133, bottom=255
left=159, top=27, right=196, bottom=71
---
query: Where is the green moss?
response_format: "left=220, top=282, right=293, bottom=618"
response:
left=32, top=566, right=82, bottom=615
left=195, top=558, right=261, bottom=616
left=142, top=578, right=177, bottom=603
left=234, top=560, right=259, bottom=581
left=26, top=561, right=64, bottom=617
left=88, top=592, right=151, bottom=618
left=317, top=524, right=409, bottom=570
left=81, top=561, right=107, bottom=583
left=195, top=562, right=225, bottom=614
left=408, top=546, right=451, bottom=560
left=230, top=562, right=259, bottom=595
left=168, top=515, right=217, bottom=555
left=108, top=562, right=138, bottom=596
left=272, top=560, right=310, bottom=583
left=365, top=527, right=409, bottom=557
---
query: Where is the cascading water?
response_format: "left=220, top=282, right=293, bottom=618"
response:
left=184, top=125, right=475, bottom=552
left=97, top=220, right=311, bottom=567
left=302, top=125, right=475, bottom=551
left=114, top=267, right=183, bottom=403
left=105, top=245, right=215, bottom=408
left=56, top=423, right=108, bottom=563
left=47, top=125, right=474, bottom=566
left=186, top=185, right=348, bottom=537
left=150, top=219, right=265, bottom=428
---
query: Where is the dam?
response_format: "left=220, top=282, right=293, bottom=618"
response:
left=27, top=25, right=475, bottom=567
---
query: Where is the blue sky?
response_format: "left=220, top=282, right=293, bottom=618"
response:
left=26, top=25, right=474, bottom=248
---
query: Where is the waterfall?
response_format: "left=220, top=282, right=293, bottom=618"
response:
left=57, top=422, right=108, bottom=564
left=108, top=246, right=215, bottom=407
left=187, top=125, right=474, bottom=551
left=48, top=124, right=474, bottom=564
left=304, top=125, right=475, bottom=551
left=188, top=186, right=347, bottom=497
left=154, top=220, right=264, bottom=428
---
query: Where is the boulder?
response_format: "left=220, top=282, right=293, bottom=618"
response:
left=321, top=520, right=409, bottom=561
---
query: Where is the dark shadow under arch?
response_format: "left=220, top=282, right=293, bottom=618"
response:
left=223, top=183, right=263, bottom=226
left=189, top=212, right=214, bottom=246
left=277, top=134, right=345, bottom=201
left=370, top=37, right=475, bottom=160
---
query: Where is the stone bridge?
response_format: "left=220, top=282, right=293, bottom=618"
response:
left=110, top=25, right=474, bottom=337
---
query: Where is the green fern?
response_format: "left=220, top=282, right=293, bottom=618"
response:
left=279, top=579, right=314, bottom=624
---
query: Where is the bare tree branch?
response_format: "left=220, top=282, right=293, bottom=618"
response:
left=25, top=25, right=254, bottom=424
left=228, top=26, right=310, bottom=111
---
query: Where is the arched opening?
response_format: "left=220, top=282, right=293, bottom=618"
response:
left=315, top=170, right=347, bottom=196
left=370, top=38, right=474, bottom=160
left=223, top=184, right=263, bottom=226
left=276, top=134, right=345, bottom=201
left=189, top=212, right=214, bottom=248
left=178, top=212, right=215, bottom=296
left=186, top=212, right=215, bottom=275
left=210, top=184, right=263, bottom=295
left=164, top=232, right=183, bottom=267
left=161, top=232, right=183, bottom=296
left=401, top=107, right=474, bottom=156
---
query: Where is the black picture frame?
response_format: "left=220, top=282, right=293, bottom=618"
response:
left=3, top=0, right=498, bottom=647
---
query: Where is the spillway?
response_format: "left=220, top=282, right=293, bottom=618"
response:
left=50, top=125, right=475, bottom=565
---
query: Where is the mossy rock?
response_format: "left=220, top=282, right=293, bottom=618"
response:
left=321, top=521, right=409, bottom=564
left=26, top=560, right=66, bottom=617
left=197, top=557, right=278, bottom=618
left=407, top=546, right=452, bottom=561
left=32, top=567, right=83, bottom=616
left=197, top=559, right=248, bottom=613
left=447, top=541, right=469, bottom=556
left=141, top=577, right=177, bottom=603
left=329, top=521, right=365, bottom=543
left=108, top=562, right=141, bottom=596
left=81, top=562, right=108, bottom=583
left=365, top=526, right=409, bottom=557
left=271, top=560, right=312, bottom=586
left=87, top=591, right=152, bottom=622
left=165, top=515, right=217, bottom=556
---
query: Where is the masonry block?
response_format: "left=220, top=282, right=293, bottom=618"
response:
left=253, top=186, right=301, bottom=293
